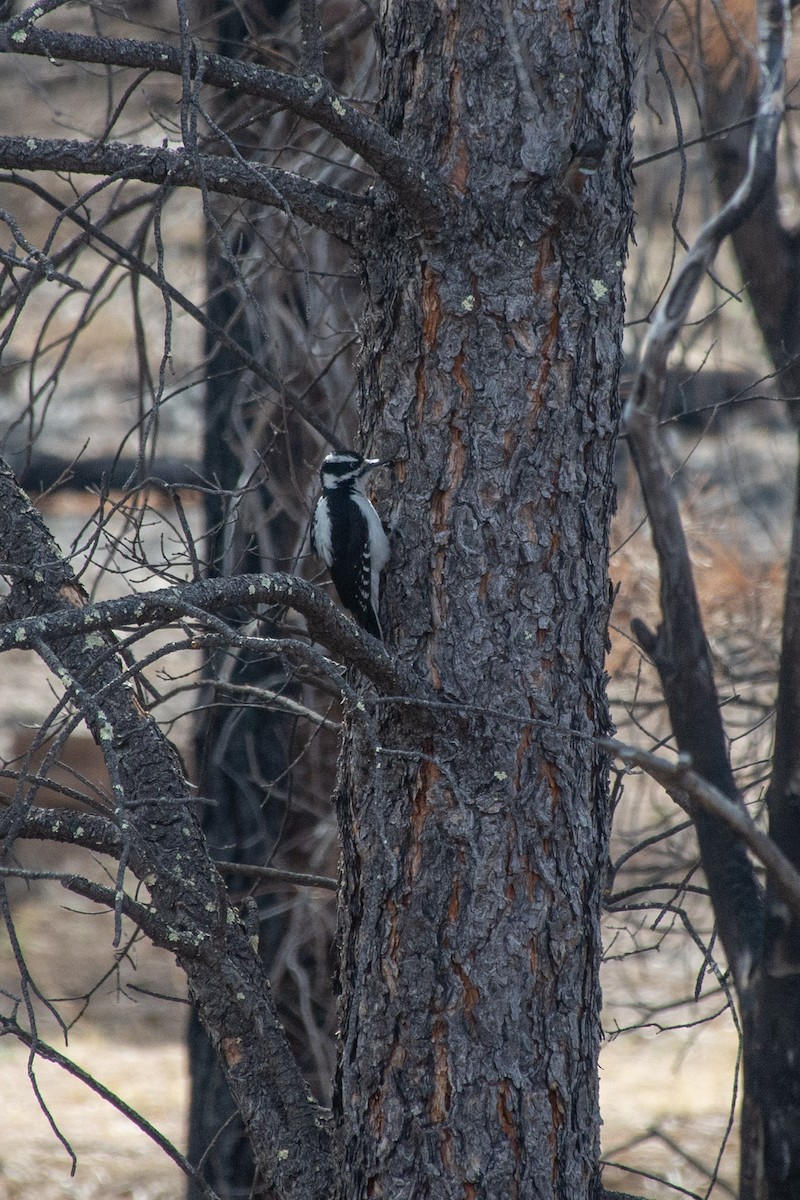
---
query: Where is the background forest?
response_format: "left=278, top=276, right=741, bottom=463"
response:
left=0, top=0, right=797, bottom=1198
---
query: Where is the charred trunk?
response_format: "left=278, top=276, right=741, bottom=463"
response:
left=333, top=1, right=633, bottom=1194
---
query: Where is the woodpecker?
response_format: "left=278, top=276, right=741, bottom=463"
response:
left=310, top=451, right=390, bottom=640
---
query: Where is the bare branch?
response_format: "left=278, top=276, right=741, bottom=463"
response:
left=0, top=1013, right=223, bottom=1200
left=218, top=861, right=338, bottom=892
left=620, top=0, right=789, bottom=994
left=0, top=799, right=123, bottom=850
left=0, top=863, right=174, bottom=944
left=0, top=462, right=335, bottom=1200
left=0, top=174, right=345, bottom=449
left=0, top=13, right=448, bottom=224
left=0, top=136, right=366, bottom=244
left=299, top=0, right=325, bottom=75
left=606, top=739, right=800, bottom=921
left=215, top=681, right=340, bottom=730
left=0, top=560, right=404, bottom=696
left=623, top=0, right=787, bottom=424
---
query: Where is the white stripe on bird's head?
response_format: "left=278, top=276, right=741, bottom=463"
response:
left=320, top=452, right=386, bottom=488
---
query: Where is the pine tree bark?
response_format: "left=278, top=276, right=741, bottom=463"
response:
left=334, top=1, right=633, bottom=1196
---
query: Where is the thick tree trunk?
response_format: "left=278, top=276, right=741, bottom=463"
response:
left=333, top=1, right=632, bottom=1196
left=188, top=240, right=285, bottom=1199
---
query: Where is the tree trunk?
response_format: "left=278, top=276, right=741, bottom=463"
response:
left=333, top=1, right=633, bottom=1195
left=188, top=233, right=287, bottom=1199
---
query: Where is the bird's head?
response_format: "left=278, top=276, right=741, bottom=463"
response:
left=319, top=451, right=388, bottom=490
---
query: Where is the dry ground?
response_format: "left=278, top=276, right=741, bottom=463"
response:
left=0, top=851, right=188, bottom=1200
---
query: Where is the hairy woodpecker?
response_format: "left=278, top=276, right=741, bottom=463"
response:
left=310, top=451, right=390, bottom=640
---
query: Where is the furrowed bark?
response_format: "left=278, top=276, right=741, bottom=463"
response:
left=332, top=0, right=633, bottom=1194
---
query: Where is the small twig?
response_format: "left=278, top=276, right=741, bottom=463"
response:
left=0, top=864, right=172, bottom=940
left=218, top=861, right=337, bottom=892
left=169, top=487, right=203, bottom=581
left=0, top=172, right=345, bottom=448
left=215, top=681, right=340, bottom=731
left=91, top=69, right=153, bottom=150
left=0, top=1014, right=222, bottom=1199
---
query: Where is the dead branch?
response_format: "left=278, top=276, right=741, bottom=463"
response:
left=623, top=0, right=787, bottom=424
left=0, top=1012, right=223, bottom=1200
left=0, top=863, right=175, bottom=943
left=0, top=173, right=344, bottom=449
left=0, top=9, right=449, bottom=226
left=218, top=861, right=338, bottom=892
left=606, top=739, right=800, bottom=919
left=0, top=461, right=335, bottom=1200
left=0, top=554, right=403, bottom=698
left=763, top=466, right=800, bottom=975
left=0, top=136, right=367, bottom=244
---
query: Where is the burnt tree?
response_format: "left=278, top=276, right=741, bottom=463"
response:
left=0, top=0, right=633, bottom=1197
left=330, top=0, right=632, bottom=1192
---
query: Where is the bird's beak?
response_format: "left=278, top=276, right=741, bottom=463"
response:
left=362, top=457, right=392, bottom=471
